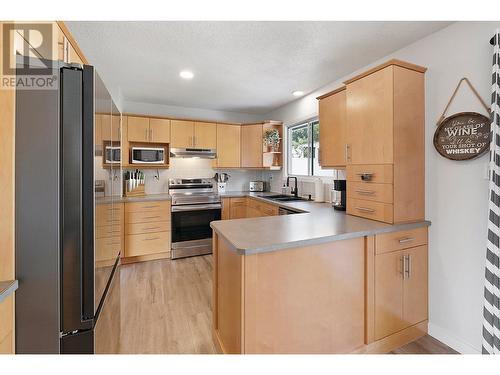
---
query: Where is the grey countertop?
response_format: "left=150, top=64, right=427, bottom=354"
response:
left=211, top=191, right=431, bottom=255
left=0, top=280, right=18, bottom=303
left=96, top=193, right=171, bottom=204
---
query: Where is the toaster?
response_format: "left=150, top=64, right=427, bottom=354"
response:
left=249, top=181, right=265, bottom=192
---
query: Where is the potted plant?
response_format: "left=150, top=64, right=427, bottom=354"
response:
left=263, top=129, right=280, bottom=152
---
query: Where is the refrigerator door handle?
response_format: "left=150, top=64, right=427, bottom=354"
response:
left=81, top=64, right=95, bottom=323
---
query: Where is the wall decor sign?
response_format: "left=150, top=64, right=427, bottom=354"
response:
left=433, top=77, right=491, bottom=161
left=433, top=112, right=490, bottom=160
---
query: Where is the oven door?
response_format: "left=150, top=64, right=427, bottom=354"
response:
left=171, top=204, right=221, bottom=259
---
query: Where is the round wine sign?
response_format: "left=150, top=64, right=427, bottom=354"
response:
left=433, top=112, right=490, bottom=160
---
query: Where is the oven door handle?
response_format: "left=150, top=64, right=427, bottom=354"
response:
left=171, top=204, right=222, bottom=212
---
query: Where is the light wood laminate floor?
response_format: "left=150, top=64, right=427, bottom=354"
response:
left=119, top=255, right=456, bottom=354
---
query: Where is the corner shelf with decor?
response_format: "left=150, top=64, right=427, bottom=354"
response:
left=262, top=121, right=283, bottom=170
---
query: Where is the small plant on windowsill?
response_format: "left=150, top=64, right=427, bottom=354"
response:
left=263, top=129, right=281, bottom=152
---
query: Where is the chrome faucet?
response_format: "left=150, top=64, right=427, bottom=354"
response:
left=286, top=176, right=298, bottom=198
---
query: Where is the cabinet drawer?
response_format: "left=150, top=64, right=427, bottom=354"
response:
left=347, top=198, right=393, bottom=223
left=230, top=197, right=247, bottom=207
left=125, top=210, right=170, bottom=224
left=95, top=236, right=122, bottom=262
left=96, top=204, right=124, bottom=226
left=347, top=164, right=393, bottom=184
left=247, top=198, right=262, bottom=210
left=125, top=200, right=170, bottom=213
left=375, top=227, right=428, bottom=254
left=347, top=182, right=393, bottom=203
left=125, top=221, right=170, bottom=235
left=125, top=231, right=171, bottom=257
left=96, top=224, right=123, bottom=239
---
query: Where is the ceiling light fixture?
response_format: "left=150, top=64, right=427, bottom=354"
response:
left=179, top=70, right=194, bottom=79
left=292, top=90, right=304, bottom=97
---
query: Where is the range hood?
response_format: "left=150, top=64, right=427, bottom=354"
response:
left=170, top=148, right=217, bottom=159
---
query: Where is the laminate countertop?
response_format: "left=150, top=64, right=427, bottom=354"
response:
left=96, top=193, right=171, bottom=205
left=211, top=191, right=431, bottom=255
left=0, top=280, right=18, bottom=303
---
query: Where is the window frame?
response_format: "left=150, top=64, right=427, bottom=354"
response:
left=286, top=118, right=321, bottom=177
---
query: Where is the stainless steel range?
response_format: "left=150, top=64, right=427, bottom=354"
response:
left=169, top=178, right=221, bottom=259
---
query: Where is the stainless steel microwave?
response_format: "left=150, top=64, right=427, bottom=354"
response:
left=104, top=146, right=121, bottom=164
left=131, top=146, right=166, bottom=164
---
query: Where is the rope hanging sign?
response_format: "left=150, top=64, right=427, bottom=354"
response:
left=433, top=77, right=491, bottom=161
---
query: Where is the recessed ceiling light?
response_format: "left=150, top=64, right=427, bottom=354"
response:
left=180, top=70, right=194, bottom=79
left=292, top=90, right=304, bottom=97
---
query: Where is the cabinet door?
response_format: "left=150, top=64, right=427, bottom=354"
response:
left=319, top=90, right=346, bottom=167
left=221, top=198, right=231, bottom=220
left=216, top=124, right=241, bottom=168
left=194, top=122, right=217, bottom=149
left=149, top=118, right=171, bottom=143
left=230, top=202, right=247, bottom=219
left=241, top=124, right=263, bottom=168
left=127, top=116, right=149, bottom=142
left=111, top=114, right=121, bottom=142
left=374, top=250, right=405, bottom=340
left=346, top=66, right=394, bottom=165
left=101, top=114, right=112, bottom=141
left=403, top=245, right=428, bottom=327
left=171, top=120, right=194, bottom=148
left=95, top=113, right=103, bottom=147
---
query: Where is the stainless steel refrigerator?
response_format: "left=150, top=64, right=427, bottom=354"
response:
left=15, top=59, right=121, bottom=354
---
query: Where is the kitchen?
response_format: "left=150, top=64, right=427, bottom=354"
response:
left=1, top=4, right=500, bottom=371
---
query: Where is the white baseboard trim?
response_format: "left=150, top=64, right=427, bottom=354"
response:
left=428, top=322, right=481, bottom=354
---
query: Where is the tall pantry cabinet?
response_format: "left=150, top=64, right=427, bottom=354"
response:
left=318, top=60, right=426, bottom=224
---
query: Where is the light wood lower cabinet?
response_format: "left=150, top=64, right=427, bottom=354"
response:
left=124, top=200, right=171, bottom=259
left=0, top=296, right=14, bottom=354
left=222, top=197, right=280, bottom=220
left=95, top=203, right=124, bottom=263
left=374, top=228, right=428, bottom=340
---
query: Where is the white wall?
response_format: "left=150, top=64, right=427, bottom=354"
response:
left=122, top=100, right=262, bottom=123
left=264, top=21, right=500, bottom=353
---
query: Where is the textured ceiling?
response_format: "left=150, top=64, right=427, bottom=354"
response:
left=67, top=21, right=451, bottom=115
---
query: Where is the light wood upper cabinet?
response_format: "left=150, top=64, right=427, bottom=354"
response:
left=149, top=118, right=171, bottom=143
left=171, top=120, right=195, bottom=148
left=241, top=124, right=263, bottom=168
left=318, top=87, right=346, bottom=168
left=216, top=124, right=241, bottom=168
left=127, top=116, right=149, bottom=142
left=194, top=122, right=217, bottom=149
left=346, top=66, right=394, bottom=165
left=100, top=114, right=120, bottom=142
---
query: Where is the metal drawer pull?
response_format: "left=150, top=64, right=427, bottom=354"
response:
left=143, top=226, right=161, bottom=230
left=398, top=237, right=415, bottom=244
left=355, top=207, right=375, bottom=213
left=144, top=237, right=160, bottom=241
left=356, top=172, right=373, bottom=182
left=143, top=205, right=160, bottom=209
left=355, top=189, right=375, bottom=195
left=143, top=216, right=161, bottom=219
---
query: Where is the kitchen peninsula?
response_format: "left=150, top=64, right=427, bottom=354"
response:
left=211, top=195, right=430, bottom=354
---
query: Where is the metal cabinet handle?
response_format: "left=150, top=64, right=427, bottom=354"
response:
left=146, top=128, right=149, bottom=141
left=345, top=144, right=351, bottom=163
left=143, top=205, right=160, bottom=209
left=150, top=128, right=153, bottom=141
left=401, top=255, right=406, bottom=280
left=355, top=206, right=375, bottom=213
left=406, top=254, right=412, bottom=279
left=142, top=226, right=161, bottom=230
left=143, top=215, right=161, bottom=219
left=355, top=189, right=376, bottom=195
left=356, top=172, right=374, bottom=181
left=398, top=237, right=415, bottom=244
left=143, top=237, right=160, bottom=241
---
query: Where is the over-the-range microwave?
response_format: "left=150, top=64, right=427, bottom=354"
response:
left=131, top=146, right=166, bottom=164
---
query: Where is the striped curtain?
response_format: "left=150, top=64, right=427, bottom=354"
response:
left=483, top=30, right=500, bottom=354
